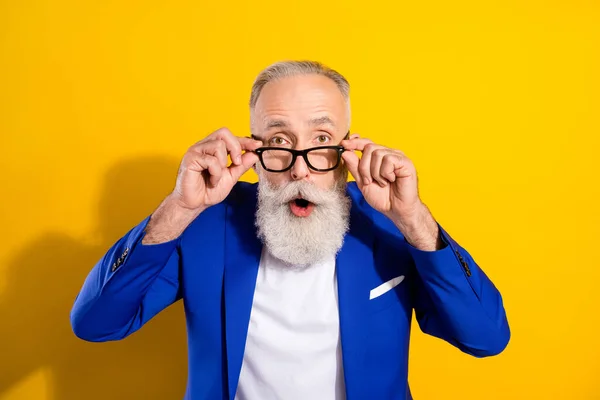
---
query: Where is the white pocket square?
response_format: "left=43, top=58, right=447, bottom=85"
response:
left=369, top=275, right=405, bottom=300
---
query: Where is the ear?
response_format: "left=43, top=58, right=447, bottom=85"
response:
left=252, top=159, right=260, bottom=174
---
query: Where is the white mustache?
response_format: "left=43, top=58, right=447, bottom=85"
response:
left=271, top=181, right=333, bottom=205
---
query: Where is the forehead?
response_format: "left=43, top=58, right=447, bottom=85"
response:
left=253, top=74, right=348, bottom=132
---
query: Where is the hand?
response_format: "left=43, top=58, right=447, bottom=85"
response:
left=142, top=127, right=261, bottom=245
left=341, top=135, right=442, bottom=251
left=341, top=135, right=423, bottom=220
left=173, top=127, right=262, bottom=211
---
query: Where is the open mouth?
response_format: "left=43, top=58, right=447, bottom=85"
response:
left=294, top=198, right=310, bottom=208
left=289, top=197, right=315, bottom=217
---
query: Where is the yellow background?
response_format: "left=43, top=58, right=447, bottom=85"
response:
left=1, top=0, right=599, bottom=399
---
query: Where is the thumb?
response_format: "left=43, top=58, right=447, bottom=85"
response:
left=228, top=151, right=259, bottom=182
left=342, top=151, right=363, bottom=186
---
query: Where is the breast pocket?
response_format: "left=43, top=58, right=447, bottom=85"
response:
left=368, top=275, right=406, bottom=314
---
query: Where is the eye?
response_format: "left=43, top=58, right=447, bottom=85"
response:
left=316, top=135, right=331, bottom=144
left=268, top=136, right=290, bottom=146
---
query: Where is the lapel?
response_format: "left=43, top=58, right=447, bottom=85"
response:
left=223, top=184, right=262, bottom=400
left=336, top=193, right=375, bottom=398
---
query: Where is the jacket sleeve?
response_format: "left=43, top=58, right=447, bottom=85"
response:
left=407, top=223, right=510, bottom=357
left=70, top=216, right=181, bottom=342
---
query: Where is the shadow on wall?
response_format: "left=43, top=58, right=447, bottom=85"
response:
left=0, top=156, right=189, bottom=400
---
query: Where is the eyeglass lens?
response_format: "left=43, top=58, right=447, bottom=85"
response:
left=262, top=148, right=340, bottom=171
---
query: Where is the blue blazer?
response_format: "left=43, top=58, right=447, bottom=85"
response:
left=70, top=181, right=510, bottom=399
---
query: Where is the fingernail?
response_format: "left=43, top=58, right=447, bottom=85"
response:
left=236, top=156, right=242, bottom=164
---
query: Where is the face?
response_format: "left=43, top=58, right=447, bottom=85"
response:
left=252, top=74, right=352, bottom=267
left=252, top=74, right=350, bottom=190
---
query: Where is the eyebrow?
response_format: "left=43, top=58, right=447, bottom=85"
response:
left=264, top=116, right=336, bottom=130
left=265, top=119, right=289, bottom=129
left=309, top=116, right=336, bottom=127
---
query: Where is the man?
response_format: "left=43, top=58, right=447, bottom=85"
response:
left=70, top=60, right=510, bottom=400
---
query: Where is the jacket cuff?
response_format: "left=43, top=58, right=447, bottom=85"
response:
left=404, top=223, right=471, bottom=280
left=105, top=216, right=179, bottom=280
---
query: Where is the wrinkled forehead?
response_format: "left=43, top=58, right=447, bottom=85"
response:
left=251, top=75, right=349, bottom=136
left=260, top=115, right=340, bottom=135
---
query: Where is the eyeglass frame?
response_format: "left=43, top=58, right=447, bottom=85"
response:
left=250, top=131, right=350, bottom=173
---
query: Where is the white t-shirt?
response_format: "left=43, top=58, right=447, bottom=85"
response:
left=235, top=247, right=346, bottom=400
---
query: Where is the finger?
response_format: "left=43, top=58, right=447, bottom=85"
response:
left=195, top=154, right=223, bottom=188
left=371, top=149, right=393, bottom=187
left=190, top=140, right=228, bottom=168
left=380, top=153, right=402, bottom=183
left=213, top=128, right=244, bottom=165
left=238, top=136, right=264, bottom=151
left=228, top=151, right=259, bottom=182
left=190, top=127, right=230, bottom=147
left=381, top=154, right=411, bottom=182
left=341, top=151, right=363, bottom=186
left=358, top=143, right=383, bottom=185
left=340, top=137, right=374, bottom=152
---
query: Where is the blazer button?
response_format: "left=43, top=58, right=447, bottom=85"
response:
left=456, top=251, right=472, bottom=277
left=462, top=261, right=472, bottom=277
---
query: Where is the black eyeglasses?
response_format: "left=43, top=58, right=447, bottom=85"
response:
left=251, top=132, right=349, bottom=173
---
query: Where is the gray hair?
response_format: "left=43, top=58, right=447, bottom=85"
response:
left=249, top=60, right=351, bottom=130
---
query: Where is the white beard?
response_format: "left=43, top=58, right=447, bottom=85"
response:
left=255, top=172, right=351, bottom=268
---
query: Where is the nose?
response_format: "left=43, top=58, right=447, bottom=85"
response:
left=290, top=155, right=310, bottom=181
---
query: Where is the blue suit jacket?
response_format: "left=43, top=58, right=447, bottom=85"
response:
left=70, top=181, right=510, bottom=399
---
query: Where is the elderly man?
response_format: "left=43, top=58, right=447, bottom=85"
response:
left=70, top=60, right=510, bottom=400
